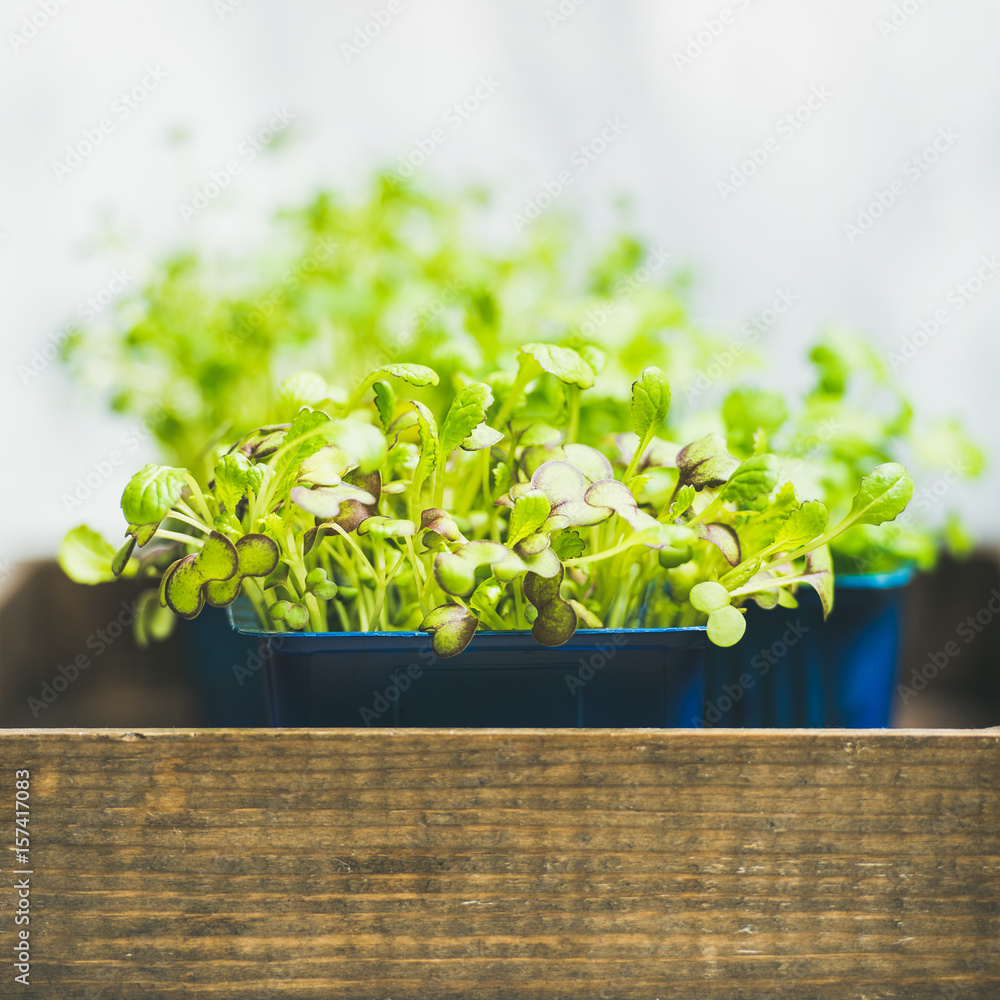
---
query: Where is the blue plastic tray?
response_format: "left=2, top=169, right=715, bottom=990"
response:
left=228, top=601, right=709, bottom=728
left=703, top=566, right=914, bottom=728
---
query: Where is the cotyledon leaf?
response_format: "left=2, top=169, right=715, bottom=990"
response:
left=434, top=540, right=508, bottom=596
left=160, top=531, right=240, bottom=619
left=420, top=604, right=479, bottom=658
left=675, top=433, right=741, bottom=490
left=204, top=534, right=280, bottom=608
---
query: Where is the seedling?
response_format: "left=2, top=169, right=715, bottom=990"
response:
left=61, top=348, right=913, bottom=657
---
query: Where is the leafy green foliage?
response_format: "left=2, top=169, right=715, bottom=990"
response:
left=440, top=382, right=494, bottom=457
left=518, top=343, right=595, bottom=390
left=121, top=465, right=187, bottom=526
left=630, top=367, right=671, bottom=441
left=838, top=463, right=913, bottom=529
left=214, top=452, right=263, bottom=513
left=507, top=491, right=552, bottom=547
left=722, top=455, right=779, bottom=504
left=676, top=434, right=741, bottom=490
left=59, top=526, right=121, bottom=584
left=62, top=180, right=733, bottom=484
left=62, top=344, right=914, bottom=652
left=721, top=329, right=983, bottom=574
left=61, top=180, right=970, bottom=598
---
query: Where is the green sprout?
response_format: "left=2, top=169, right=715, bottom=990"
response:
left=61, top=350, right=914, bottom=657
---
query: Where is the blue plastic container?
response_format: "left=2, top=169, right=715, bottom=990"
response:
left=703, top=566, right=914, bottom=728
left=181, top=607, right=270, bottom=726
left=228, top=601, right=709, bottom=728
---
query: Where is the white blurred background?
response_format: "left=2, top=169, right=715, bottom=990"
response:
left=2, top=0, right=998, bottom=566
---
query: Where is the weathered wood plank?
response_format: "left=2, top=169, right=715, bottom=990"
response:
left=1, top=728, right=998, bottom=999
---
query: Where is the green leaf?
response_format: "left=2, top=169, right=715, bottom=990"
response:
left=750, top=588, right=779, bottom=610
left=420, top=507, right=464, bottom=544
left=550, top=529, right=585, bottom=560
left=420, top=604, right=479, bottom=657
left=774, top=499, right=829, bottom=549
left=507, top=490, right=552, bottom=547
left=631, top=366, right=671, bottom=440
left=372, top=380, right=396, bottom=431
left=160, top=557, right=204, bottom=619
left=357, top=516, right=417, bottom=538
left=707, top=605, right=746, bottom=646
left=269, top=600, right=309, bottom=630
left=204, top=534, right=280, bottom=607
left=373, top=363, right=439, bottom=387
left=297, top=446, right=354, bottom=487
left=290, top=483, right=377, bottom=520
left=690, top=581, right=731, bottom=613
left=802, top=543, right=834, bottom=619
left=268, top=409, right=332, bottom=500
left=434, top=540, right=508, bottom=596
left=469, top=580, right=505, bottom=622
left=697, top=522, right=742, bottom=566
left=460, top=422, right=504, bottom=452
left=734, top=481, right=800, bottom=553
left=128, top=522, right=159, bottom=547
left=531, top=596, right=577, bottom=647
left=59, top=526, right=118, bottom=584
left=305, top=567, right=339, bottom=600
left=721, top=454, right=779, bottom=504
left=669, top=484, right=696, bottom=520
left=563, top=443, right=614, bottom=484
left=579, top=344, right=607, bottom=375
left=440, top=381, right=494, bottom=457
left=675, top=434, right=740, bottom=491
left=916, top=419, right=985, bottom=478
left=524, top=568, right=576, bottom=647
left=161, top=531, right=240, bottom=619
left=841, top=463, right=914, bottom=529
left=231, top=424, right=292, bottom=464
left=405, top=401, right=439, bottom=504
left=515, top=421, right=563, bottom=446
left=519, top=343, right=595, bottom=389
left=531, top=461, right=614, bottom=527
left=121, top=464, right=187, bottom=525
left=213, top=452, right=258, bottom=513
left=112, top=536, right=137, bottom=577
left=511, top=538, right=562, bottom=578
left=809, top=328, right=885, bottom=398
left=584, top=479, right=661, bottom=536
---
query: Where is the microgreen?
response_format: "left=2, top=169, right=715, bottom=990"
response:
left=62, top=349, right=915, bottom=658
left=719, top=329, right=984, bottom=575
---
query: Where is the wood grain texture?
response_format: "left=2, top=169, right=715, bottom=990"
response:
left=1, top=728, right=998, bottom=999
